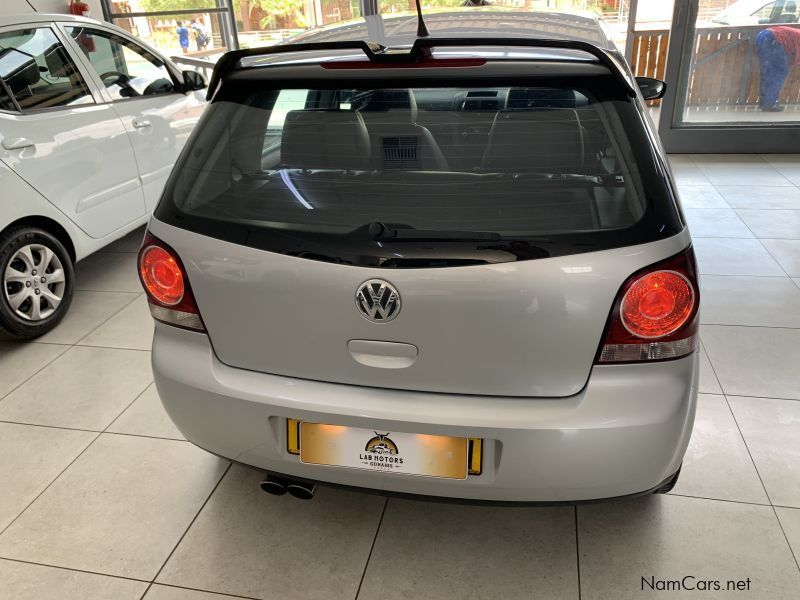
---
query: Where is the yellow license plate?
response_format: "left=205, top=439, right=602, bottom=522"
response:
left=296, top=422, right=470, bottom=479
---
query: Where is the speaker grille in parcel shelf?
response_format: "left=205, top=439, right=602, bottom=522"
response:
left=383, top=136, right=419, bottom=169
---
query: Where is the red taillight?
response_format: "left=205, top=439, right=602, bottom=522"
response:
left=597, top=248, right=699, bottom=364
left=620, top=271, right=694, bottom=339
left=140, top=246, right=184, bottom=306
left=138, top=233, right=205, bottom=332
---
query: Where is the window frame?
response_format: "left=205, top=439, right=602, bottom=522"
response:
left=56, top=21, right=185, bottom=106
left=0, top=23, right=102, bottom=114
left=0, top=75, right=22, bottom=113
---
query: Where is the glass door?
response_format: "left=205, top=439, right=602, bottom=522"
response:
left=658, top=0, right=800, bottom=152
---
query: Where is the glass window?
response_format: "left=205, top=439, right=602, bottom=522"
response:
left=264, top=89, right=309, bottom=150
left=0, top=28, right=93, bottom=110
left=753, top=1, right=777, bottom=20
left=65, top=26, right=175, bottom=99
left=156, top=78, right=683, bottom=267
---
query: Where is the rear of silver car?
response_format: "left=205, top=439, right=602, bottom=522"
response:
left=139, top=43, right=698, bottom=502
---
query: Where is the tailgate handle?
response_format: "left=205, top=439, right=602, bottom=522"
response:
left=2, top=137, right=35, bottom=150
left=347, top=340, right=418, bottom=369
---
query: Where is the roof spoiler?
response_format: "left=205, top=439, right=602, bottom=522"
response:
left=206, top=37, right=634, bottom=101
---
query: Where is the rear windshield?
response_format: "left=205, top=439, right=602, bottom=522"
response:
left=156, top=75, right=681, bottom=267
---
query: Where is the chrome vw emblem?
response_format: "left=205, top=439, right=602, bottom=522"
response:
left=355, top=279, right=401, bottom=323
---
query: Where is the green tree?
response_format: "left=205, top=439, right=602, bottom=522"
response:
left=233, top=0, right=308, bottom=31
left=137, top=0, right=218, bottom=11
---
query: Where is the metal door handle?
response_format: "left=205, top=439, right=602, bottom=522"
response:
left=1, top=137, right=35, bottom=150
left=132, top=118, right=152, bottom=129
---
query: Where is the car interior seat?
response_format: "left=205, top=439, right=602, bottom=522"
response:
left=354, top=89, right=449, bottom=170
left=280, top=109, right=372, bottom=170
left=482, top=108, right=586, bottom=173
left=4, top=57, right=40, bottom=107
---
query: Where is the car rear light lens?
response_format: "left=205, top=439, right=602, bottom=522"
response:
left=620, top=271, right=694, bottom=339
left=597, top=248, right=699, bottom=364
left=140, top=246, right=184, bottom=306
left=138, top=233, right=205, bottom=332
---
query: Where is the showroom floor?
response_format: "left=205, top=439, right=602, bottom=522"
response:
left=1, top=154, right=799, bottom=599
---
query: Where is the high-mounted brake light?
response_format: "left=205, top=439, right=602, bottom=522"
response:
left=597, top=248, right=699, bottom=364
left=321, top=57, right=486, bottom=69
left=138, top=233, right=205, bottom=332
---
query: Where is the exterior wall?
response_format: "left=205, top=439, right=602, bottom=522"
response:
left=0, top=0, right=104, bottom=18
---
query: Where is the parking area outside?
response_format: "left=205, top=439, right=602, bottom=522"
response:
left=0, top=154, right=799, bottom=599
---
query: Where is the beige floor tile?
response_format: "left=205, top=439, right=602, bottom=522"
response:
left=693, top=238, right=785, bottom=276
left=157, top=465, right=384, bottom=600
left=75, top=253, right=141, bottom=293
left=578, top=495, right=800, bottom=600
left=358, top=499, right=578, bottom=600
left=671, top=395, right=768, bottom=504
left=715, top=185, right=800, bottom=209
left=728, top=396, right=800, bottom=508
left=0, top=434, right=228, bottom=580
left=108, top=384, right=184, bottom=440
left=0, top=423, right=95, bottom=531
left=103, top=227, right=146, bottom=253
left=736, top=209, right=800, bottom=240
left=675, top=184, right=729, bottom=209
left=669, top=162, right=710, bottom=185
left=700, top=275, right=800, bottom=328
left=684, top=208, right=753, bottom=238
left=144, top=584, right=245, bottom=599
left=0, top=343, right=67, bottom=400
left=78, top=295, right=153, bottom=351
left=702, top=326, right=800, bottom=400
left=762, top=239, right=800, bottom=277
left=774, top=507, right=800, bottom=560
left=692, top=155, right=794, bottom=187
left=37, top=291, right=139, bottom=345
left=760, top=154, right=800, bottom=186
left=0, top=559, right=146, bottom=600
left=668, top=154, right=696, bottom=165
left=0, top=346, right=152, bottom=430
left=697, top=344, right=722, bottom=395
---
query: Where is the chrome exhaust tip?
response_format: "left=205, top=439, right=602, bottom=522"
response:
left=259, top=477, right=288, bottom=496
left=286, top=482, right=316, bottom=500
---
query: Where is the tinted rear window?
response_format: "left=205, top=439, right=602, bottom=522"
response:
left=156, top=75, right=681, bottom=267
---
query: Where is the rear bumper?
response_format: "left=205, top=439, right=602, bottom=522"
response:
left=152, top=324, right=698, bottom=502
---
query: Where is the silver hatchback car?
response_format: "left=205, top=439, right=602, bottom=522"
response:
left=139, top=20, right=698, bottom=503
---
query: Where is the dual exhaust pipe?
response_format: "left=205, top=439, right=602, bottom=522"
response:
left=260, top=474, right=316, bottom=500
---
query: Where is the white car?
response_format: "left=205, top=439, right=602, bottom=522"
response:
left=0, top=13, right=206, bottom=339
left=712, top=0, right=798, bottom=25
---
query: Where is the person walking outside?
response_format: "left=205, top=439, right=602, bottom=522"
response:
left=755, top=25, right=800, bottom=112
left=176, top=20, right=190, bottom=55
left=190, top=18, right=210, bottom=52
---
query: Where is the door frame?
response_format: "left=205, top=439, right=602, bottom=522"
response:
left=657, top=0, right=800, bottom=153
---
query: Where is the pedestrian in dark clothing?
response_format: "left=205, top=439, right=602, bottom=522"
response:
left=755, top=26, right=800, bottom=111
